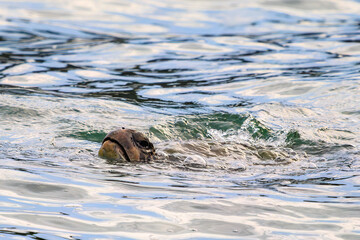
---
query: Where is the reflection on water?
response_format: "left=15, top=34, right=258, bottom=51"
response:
left=0, top=0, right=360, bottom=239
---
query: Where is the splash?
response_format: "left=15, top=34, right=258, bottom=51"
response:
left=149, top=113, right=309, bottom=170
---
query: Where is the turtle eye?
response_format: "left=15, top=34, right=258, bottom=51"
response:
left=132, top=131, right=153, bottom=149
left=139, top=140, right=149, bottom=148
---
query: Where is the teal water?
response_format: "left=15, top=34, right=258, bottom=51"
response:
left=0, top=0, right=359, bottom=239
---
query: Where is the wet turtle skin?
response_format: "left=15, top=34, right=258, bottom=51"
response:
left=98, top=128, right=155, bottom=162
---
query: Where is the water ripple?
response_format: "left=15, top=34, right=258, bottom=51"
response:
left=1, top=0, right=360, bottom=239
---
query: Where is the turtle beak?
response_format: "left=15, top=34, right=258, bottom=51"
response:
left=98, top=129, right=141, bottom=162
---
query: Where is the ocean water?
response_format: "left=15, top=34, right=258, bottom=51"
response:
left=0, top=0, right=359, bottom=239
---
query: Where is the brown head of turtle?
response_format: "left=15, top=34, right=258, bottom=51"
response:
left=98, top=128, right=155, bottom=162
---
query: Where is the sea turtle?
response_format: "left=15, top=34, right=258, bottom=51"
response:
left=98, top=128, right=155, bottom=162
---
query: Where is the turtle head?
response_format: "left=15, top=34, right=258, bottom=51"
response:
left=98, top=128, right=155, bottom=162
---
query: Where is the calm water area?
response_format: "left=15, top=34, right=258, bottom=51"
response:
left=0, top=0, right=359, bottom=239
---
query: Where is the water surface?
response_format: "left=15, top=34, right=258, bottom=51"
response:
left=0, top=0, right=359, bottom=239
